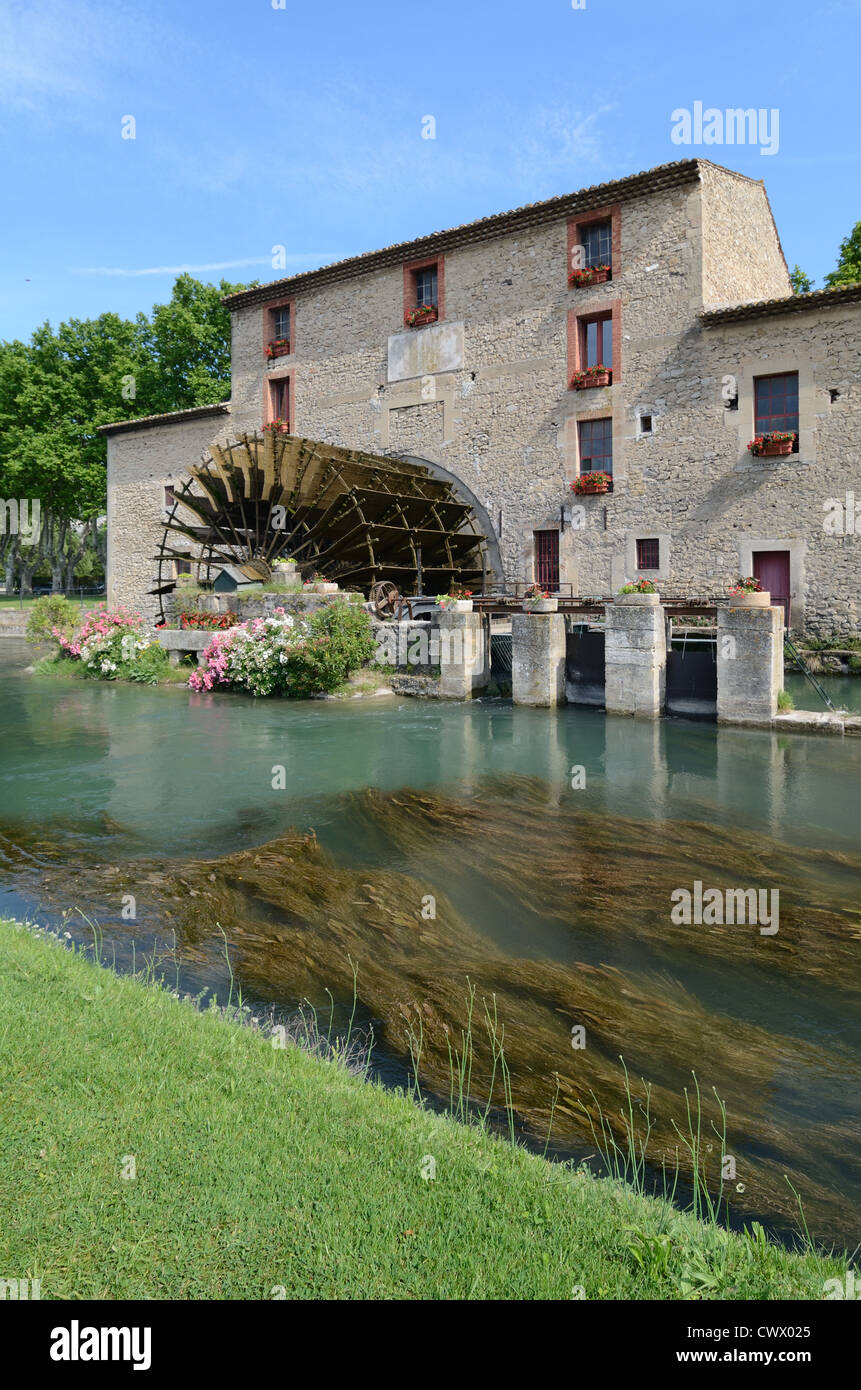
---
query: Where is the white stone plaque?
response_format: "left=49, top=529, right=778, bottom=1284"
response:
left=387, top=321, right=464, bottom=383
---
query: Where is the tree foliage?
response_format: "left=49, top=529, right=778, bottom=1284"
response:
left=0, top=276, right=251, bottom=592
left=824, top=221, right=861, bottom=289
left=789, top=264, right=814, bottom=295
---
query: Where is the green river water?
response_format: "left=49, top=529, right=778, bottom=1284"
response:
left=0, top=637, right=859, bottom=1248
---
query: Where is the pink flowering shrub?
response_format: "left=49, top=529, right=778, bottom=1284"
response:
left=49, top=607, right=168, bottom=684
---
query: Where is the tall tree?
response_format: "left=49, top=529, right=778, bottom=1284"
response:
left=133, top=274, right=253, bottom=416
left=0, top=275, right=252, bottom=592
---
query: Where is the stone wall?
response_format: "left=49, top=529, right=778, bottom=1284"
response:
left=106, top=411, right=233, bottom=624
left=106, top=161, right=860, bottom=639
left=699, top=163, right=791, bottom=307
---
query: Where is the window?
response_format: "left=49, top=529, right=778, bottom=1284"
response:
left=265, top=300, right=293, bottom=355
left=269, top=377, right=289, bottom=425
left=414, top=265, right=438, bottom=308
left=754, top=372, right=798, bottom=443
left=174, top=556, right=192, bottom=578
left=164, top=485, right=176, bottom=509
left=582, top=313, right=613, bottom=369
left=639, top=414, right=653, bottom=435
left=578, top=418, right=613, bottom=476
left=636, top=538, right=660, bottom=570
left=581, top=220, right=612, bottom=269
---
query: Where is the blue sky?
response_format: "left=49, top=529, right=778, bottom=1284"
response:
left=1, top=0, right=859, bottom=343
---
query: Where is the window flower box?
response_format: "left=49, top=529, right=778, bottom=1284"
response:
left=264, top=418, right=288, bottom=434
left=265, top=339, right=291, bottom=359
left=570, top=470, right=612, bottom=496
left=570, top=365, right=612, bottom=390
left=405, top=305, right=438, bottom=328
left=568, top=264, right=611, bottom=288
left=748, top=431, right=795, bottom=457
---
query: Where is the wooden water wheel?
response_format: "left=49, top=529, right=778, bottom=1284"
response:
left=152, top=429, right=487, bottom=622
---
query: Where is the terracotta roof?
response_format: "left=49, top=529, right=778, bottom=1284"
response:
left=701, top=282, right=861, bottom=325
left=99, top=402, right=230, bottom=436
left=224, top=159, right=744, bottom=310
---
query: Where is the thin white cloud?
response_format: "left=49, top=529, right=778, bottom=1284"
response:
left=0, top=1, right=162, bottom=112
left=73, top=255, right=341, bottom=277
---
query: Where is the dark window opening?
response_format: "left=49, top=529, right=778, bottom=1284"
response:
left=534, top=530, right=560, bottom=591
left=754, top=372, right=798, bottom=447
left=578, top=417, right=613, bottom=476
left=270, top=378, right=289, bottom=426
left=174, top=557, right=192, bottom=577
left=636, top=538, right=660, bottom=571
left=639, top=414, right=652, bottom=434
left=582, top=313, right=613, bottom=370
left=414, top=266, right=438, bottom=308
left=581, top=220, right=612, bottom=269
left=164, top=485, right=176, bottom=509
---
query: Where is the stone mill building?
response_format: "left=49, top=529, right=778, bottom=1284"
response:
left=103, top=157, right=860, bottom=637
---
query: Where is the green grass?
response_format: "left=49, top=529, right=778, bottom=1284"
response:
left=0, top=919, right=849, bottom=1301
left=0, top=593, right=103, bottom=610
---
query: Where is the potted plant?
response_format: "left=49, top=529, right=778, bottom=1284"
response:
left=727, top=576, right=771, bottom=607
left=570, top=470, right=612, bottom=496
left=617, top=577, right=660, bottom=605
left=405, top=304, right=439, bottom=328
left=264, top=418, right=288, bottom=434
left=570, top=364, right=612, bottom=390
left=265, top=338, right=291, bottom=359
left=303, top=571, right=339, bottom=594
left=568, top=263, right=611, bottom=288
left=748, top=431, right=796, bottom=457
left=436, top=585, right=473, bottom=612
left=523, top=583, right=557, bottom=613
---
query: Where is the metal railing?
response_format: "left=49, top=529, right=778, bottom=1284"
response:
left=784, top=635, right=837, bottom=711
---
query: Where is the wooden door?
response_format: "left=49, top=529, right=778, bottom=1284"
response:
left=753, top=551, right=791, bottom=627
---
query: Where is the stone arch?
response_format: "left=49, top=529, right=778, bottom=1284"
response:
left=395, top=453, right=504, bottom=586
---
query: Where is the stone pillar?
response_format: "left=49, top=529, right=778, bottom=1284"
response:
left=511, top=612, right=566, bottom=707
left=604, top=594, right=666, bottom=717
left=437, top=609, right=489, bottom=699
left=717, top=600, right=784, bottom=725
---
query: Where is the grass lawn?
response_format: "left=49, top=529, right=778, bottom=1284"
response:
left=0, top=594, right=104, bottom=612
left=0, top=919, right=848, bottom=1301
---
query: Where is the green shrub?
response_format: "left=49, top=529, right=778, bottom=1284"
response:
left=848, top=653, right=861, bottom=675
left=25, top=595, right=81, bottom=647
left=777, top=689, right=794, bottom=712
